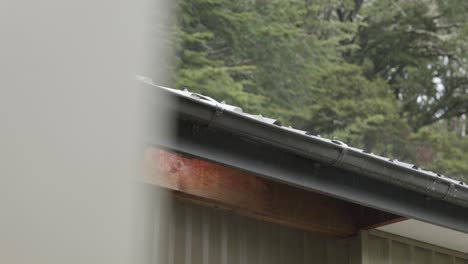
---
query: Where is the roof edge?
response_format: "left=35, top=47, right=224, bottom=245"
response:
left=149, top=82, right=468, bottom=209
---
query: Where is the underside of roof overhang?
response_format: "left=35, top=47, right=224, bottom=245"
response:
left=146, top=82, right=468, bottom=234
left=377, top=219, right=468, bottom=254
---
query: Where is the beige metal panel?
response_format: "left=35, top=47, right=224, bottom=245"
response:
left=455, top=258, right=468, bottom=264
left=349, top=235, right=363, bottom=264
left=303, top=230, right=328, bottom=263
left=392, top=241, right=411, bottom=264
left=413, top=247, right=432, bottom=264
left=434, top=253, right=453, bottom=264
left=362, top=230, right=468, bottom=264
left=157, top=198, right=353, bottom=264
left=369, top=230, right=468, bottom=260
left=367, top=234, right=390, bottom=264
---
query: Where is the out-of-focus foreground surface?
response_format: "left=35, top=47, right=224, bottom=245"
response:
left=0, top=0, right=173, bottom=263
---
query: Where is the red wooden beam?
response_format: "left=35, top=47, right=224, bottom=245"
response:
left=144, top=147, right=403, bottom=237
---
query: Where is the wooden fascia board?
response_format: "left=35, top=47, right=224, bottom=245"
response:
left=145, top=147, right=402, bottom=237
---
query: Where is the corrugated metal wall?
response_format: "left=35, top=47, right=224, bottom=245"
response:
left=362, top=230, right=468, bottom=264
left=150, top=194, right=468, bottom=264
left=154, top=198, right=356, bottom=264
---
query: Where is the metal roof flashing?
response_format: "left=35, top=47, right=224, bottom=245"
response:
left=144, top=79, right=468, bottom=232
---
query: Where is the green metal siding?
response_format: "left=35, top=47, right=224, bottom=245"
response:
left=155, top=198, right=354, bottom=264
left=151, top=193, right=467, bottom=264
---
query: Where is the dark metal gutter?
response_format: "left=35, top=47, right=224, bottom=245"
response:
left=146, top=81, right=468, bottom=233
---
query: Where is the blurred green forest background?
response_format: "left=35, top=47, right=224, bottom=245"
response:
left=167, top=0, right=468, bottom=181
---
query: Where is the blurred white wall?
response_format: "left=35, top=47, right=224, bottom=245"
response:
left=0, top=0, right=173, bottom=263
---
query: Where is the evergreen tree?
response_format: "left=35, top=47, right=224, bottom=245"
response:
left=169, top=0, right=468, bottom=181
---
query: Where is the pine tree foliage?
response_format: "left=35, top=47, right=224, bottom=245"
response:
left=169, top=0, right=468, bottom=182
